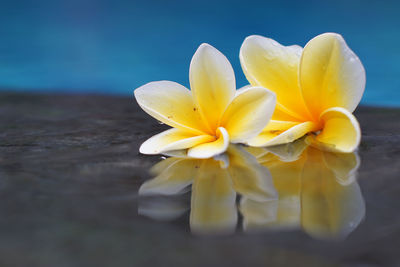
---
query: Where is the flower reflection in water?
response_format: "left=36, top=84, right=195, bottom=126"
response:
left=139, top=145, right=277, bottom=235
left=138, top=140, right=365, bottom=240
left=243, top=139, right=365, bottom=240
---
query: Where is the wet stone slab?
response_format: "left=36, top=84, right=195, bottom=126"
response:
left=0, top=92, right=399, bottom=267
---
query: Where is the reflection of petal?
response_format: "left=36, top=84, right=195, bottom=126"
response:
left=242, top=146, right=270, bottom=159
left=301, top=178, right=365, bottom=240
left=161, top=149, right=190, bottom=158
left=241, top=196, right=302, bottom=232
left=213, top=153, right=230, bottom=169
left=300, top=147, right=365, bottom=240
left=149, top=157, right=182, bottom=175
left=323, top=150, right=360, bottom=185
left=138, top=197, right=189, bottom=221
left=228, top=145, right=277, bottom=202
left=139, top=158, right=198, bottom=196
left=240, top=197, right=278, bottom=231
left=256, top=142, right=364, bottom=240
left=265, top=137, right=309, bottom=162
left=251, top=151, right=304, bottom=231
left=190, top=160, right=237, bottom=235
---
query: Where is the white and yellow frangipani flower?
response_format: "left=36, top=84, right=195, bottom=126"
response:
left=134, top=43, right=276, bottom=158
left=240, top=33, right=366, bottom=152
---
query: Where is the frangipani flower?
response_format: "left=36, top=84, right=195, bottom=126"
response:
left=240, top=33, right=366, bottom=152
left=135, top=44, right=276, bottom=158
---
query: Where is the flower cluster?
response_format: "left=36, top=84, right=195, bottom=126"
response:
left=134, top=33, right=365, bottom=158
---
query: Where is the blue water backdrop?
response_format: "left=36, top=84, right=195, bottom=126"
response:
left=0, top=0, right=399, bottom=106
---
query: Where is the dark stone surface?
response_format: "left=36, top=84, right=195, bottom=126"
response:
left=0, top=92, right=399, bottom=267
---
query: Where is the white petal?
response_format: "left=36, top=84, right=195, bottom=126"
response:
left=187, top=127, right=229, bottom=158
left=189, top=43, right=236, bottom=132
left=299, top=33, right=366, bottom=117
left=240, top=35, right=312, bottom=120
left=134, top=81, right=207, bottom=135
left=221, top=86, right=276, bottom=143
left=306, top=107, right=361, bottom=153
left=248, top=121, right=318, bottom=147
left=235, top=84, right=252, bottom=96
left=140, top=128, right=215, bottom=155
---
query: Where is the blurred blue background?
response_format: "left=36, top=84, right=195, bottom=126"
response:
left=0, top=0, right=399, bottom=106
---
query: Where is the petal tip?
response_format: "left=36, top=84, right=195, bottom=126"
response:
left=198, top=42, right=213, bottom=49
left=307, top=33, right=345, bottom=46
left=242, top=34, right=264, bottom=43
left=319, top=32, right=343, bottom=39
left=195, top=43, right=217, bottom=56
left=139, top=141, right=159, bottom=155
left=134, top=80, right=180, bottom=99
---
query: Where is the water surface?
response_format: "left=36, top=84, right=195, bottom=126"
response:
left=1, top=93, right=399, bottom=266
